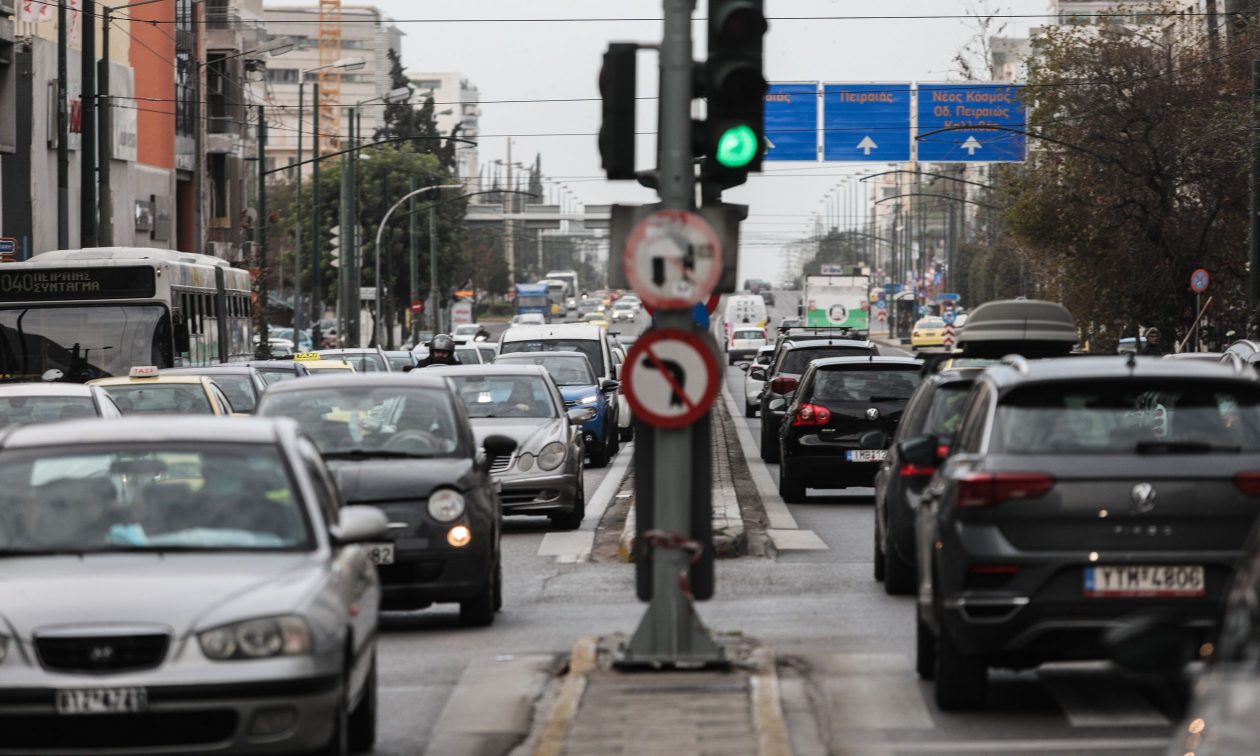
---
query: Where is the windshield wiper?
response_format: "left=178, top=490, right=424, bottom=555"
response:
left=0, top=548, right=87, bottom=557
left=1135, top=440, right=1241, bottom=454
left=324, top=450, right=435, bottom=459
left=868, top=395, right=910, bottom=402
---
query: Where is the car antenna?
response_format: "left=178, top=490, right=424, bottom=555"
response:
left=1126, top=351, right=1137, bottom=373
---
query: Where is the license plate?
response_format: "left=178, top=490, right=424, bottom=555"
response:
left=846, top=450, right=887, bottom=463
left=56, top=687, right=147, bottom=715
left=1085, top=565, right=1205, bottom=598
left=366, top=542, right=395, bottom=565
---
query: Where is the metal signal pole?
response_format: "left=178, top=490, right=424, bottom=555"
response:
left=1250, top=58, right=1260, bottom=337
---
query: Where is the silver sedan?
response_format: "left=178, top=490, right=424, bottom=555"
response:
left=0, top=417, right=387, bottom=755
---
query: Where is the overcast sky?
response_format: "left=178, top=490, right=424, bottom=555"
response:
left=368, top=0, right=1046, bottom=283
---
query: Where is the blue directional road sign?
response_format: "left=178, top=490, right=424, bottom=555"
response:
left=916, top=83, right=1027, bottom=163
left=823, top=83, right=912, bottom=162
left=763, top=83, right=818, bottom=162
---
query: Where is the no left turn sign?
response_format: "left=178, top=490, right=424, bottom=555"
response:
left=623, top=329, right=720, bottom=429
left=623, top=210, right=723, bottom=309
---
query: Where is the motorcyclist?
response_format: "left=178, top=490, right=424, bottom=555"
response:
left=414, top=334, right=463, bottom=368
left=1139, top=327, right=1166, bottom=356
left=474, top=325, right=492, bottom=342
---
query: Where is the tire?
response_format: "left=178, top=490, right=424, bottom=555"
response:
left=459, top=563, right=497, bottom=627
left=619, top=423, right=634, bottom=442
left=778, top=458, right=807, bottom=503
left=348, top=652, right=377, bottom=753
left=608, top=423, right=621, bottom=456
left=550, top=482, right=586, bottom=531
left=760, top=416, right=781, bottom=463
left=884, top=547, right=916, bottom=596
left=934, top=625, right=988, bottom=710
left=745, top=401, right=757, bottom=418
left=916, top=614, right=936, bottom=680
left=492, top=557, right=504, bottom=613
left=873, top=525, right=886, bottom=582
left=588, top=436, right=611, bottom=468
left=314, top=679, right=350, bottom=756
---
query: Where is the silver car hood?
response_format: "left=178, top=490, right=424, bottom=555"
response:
left=469, top=418, right=565, bottom=454
left=0, top=553, right=325, bottom=639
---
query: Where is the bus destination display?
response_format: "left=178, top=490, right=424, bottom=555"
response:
left=0, top=266, right=157, bottom=301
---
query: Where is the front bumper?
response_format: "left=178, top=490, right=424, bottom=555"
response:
left=496, top=470, right=580, bottom=515
left=378, top=537, right=494, bottom=610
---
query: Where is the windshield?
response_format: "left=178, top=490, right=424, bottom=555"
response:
left=0, top=395, right=97, bottom=426
left=734, top=330, right=765, bottom=341
left=517, top=295, right=549, bottom=308
left=256, top=369, right=298, bottom=386
left=811, top=367, right=922, bottom=402
left=321, top=352, right=387, bottom=373
left=501, top=339, right=606, bottom=376
left=497, top=354, right=595, bottom=386
left=449, top=375, right=558, bottom=419
left=259, top=386, right=462, bottom=457
left=455, top=347, right=479, bottom=364
left=993, top=381, right=1260, bottom=454
left=780, top=347, right=873, bottom=375
left=0, top=445, right=311, bottom=554
left=101, top=383, right=215, bottom=415
left=208, top=375, right=256, bottom=413
left=925, top=383, right=974, bottom=436
left=0, top=305, right=173, bottom=383
left=453, top=325, right=480, bottom=336
left=387, top=354, right=415, bottom=371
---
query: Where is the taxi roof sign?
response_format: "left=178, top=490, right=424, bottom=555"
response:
left=129, top=366, right=160, bottom=378
left=294, top=352, right=322, bottom=361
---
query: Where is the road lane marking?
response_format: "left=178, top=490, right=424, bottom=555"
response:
left=833, top=738, right=1172, bottom=753
left=1041, top=667, right=1170, bottom=727
left=536, top=442, right=634, bottom=562
left=766, top=529, right=828, bottom=550
left=818, top=654, right=934, bottom=731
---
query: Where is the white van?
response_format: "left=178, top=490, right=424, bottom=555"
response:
left=499, top=324, right=616, bottom=383
left=723, top=294, right=768, bottom=338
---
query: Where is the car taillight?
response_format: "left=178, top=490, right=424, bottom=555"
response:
left=1236, top=472, right=1260, bottom=497
left=957, top=472, right=1054, bottom=508
left=936, top=444, right=951, bottom=460
left=792, top=403, right=831, bottom=427
left=899, top=463, right=935, bottom=478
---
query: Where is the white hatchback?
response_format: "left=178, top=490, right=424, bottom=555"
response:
left=727, top=327, right=768, bottom=365
left=741, top=345, right=775, bottom=417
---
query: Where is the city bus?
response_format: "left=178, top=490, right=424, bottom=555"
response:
left=539, top=278, right=568, bottom=319
left=514, top=282, right=552, bottom=323
left=0, top=247, right=253, bottom=383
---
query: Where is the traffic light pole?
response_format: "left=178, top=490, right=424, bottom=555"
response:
left=618, top=0, right=725, bottom=668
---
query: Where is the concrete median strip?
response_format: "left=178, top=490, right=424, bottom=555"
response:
left=424, top=654, right=556, bottom=756
left=538, top=443, right=635, bottom=563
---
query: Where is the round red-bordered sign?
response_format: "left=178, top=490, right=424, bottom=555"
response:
left=623, top=210, right=724, bottom=309
left=623, top=329, right=720, bottom=429
left=1190, top=268, right=1211, bottom=294
left=642, top=292, right=722, bottom=317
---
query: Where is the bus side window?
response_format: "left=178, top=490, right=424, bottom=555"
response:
left=173, top=301, right=191, bottom=357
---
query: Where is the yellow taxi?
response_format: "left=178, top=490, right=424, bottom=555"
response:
left=89, top=366, right=238, bottom=416
left=581, top=312, right=610, bottom=330
left=293, top=352, right=357, bottom=374
left=910, top=317, right=948, bottom=348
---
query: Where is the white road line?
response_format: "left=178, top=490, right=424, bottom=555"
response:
left=817, top=653, right=935, bottom=731
left=833, top=738, right=1172, bottom=753
left=1041, top=668, right=1171, bottom=728
left=424, top=655, right=553, bottom=755
left=536, top=442, right=634, bottom=562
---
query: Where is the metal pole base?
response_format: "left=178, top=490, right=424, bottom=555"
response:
left=614, top=591, right=728, bottom=669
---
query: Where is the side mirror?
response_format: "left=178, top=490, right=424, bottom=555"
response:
left=749, top=368, right=768, bottom=382
left=567, top=407, right=597, bottom=425
left=332, top=505, right=388, bottom=544
left=601, top=379, right=621, bottom=392
left=483, top=434, right=518, bottom=457
left=737, top=362, right=751, bottom=372
left=898, top=435, right=939, bottom=468
left=770, top=376, right=798, bottom=394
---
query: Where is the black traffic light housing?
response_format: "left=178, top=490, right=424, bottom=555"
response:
left=599, top=43, right=638, bottom=181
left=700, top=0, right=767, bottom=190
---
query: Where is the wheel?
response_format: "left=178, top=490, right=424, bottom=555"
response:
left=745, top=401, right=757, bottom=418
left=608, top=422, right=621, bottom=456
left=314, top=679, right=350, bottom=756
left=934, top=625, right=988, bottom=710
left=873, top=525, right=886, bottom=582
left=916, top=614, right=935, bottom=680
left=778, top=458, right=806, bottom=503
left=728, top=354, right=737, bottom=366
left=884, top=545, right=916, bottom=596
left=550, top=482, right=586, bottom=531
left=760, top=417, right=781, bottom=463
left=459, top=564, right=497, bottom=627
left=588, top=437, right=611, bottom=468
left=348, top=652, right=377, bottom=753
left=492, top=557, right=504, bottom=613
left=619, top=423, right=634, bottom=442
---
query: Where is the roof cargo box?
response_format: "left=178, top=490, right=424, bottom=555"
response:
left=955, top=300, right=1077, bottom=358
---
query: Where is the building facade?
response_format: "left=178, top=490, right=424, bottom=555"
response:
left=406, top=71, right=480, bottom=187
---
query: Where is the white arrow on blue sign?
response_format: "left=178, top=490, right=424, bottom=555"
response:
left=916, top=83, right=1027, bottom=163
left=763, top=83, right=819, bottom=162
left=823, top=83, right=912, bottom=162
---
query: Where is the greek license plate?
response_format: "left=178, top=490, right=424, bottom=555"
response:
left=56, top=687, right=148, bottom=715
left=1084, top=565, right=1205, bottom=598
left=366, top=542, right=395, bottom=565
left=846, top=450, right=887, bottom=463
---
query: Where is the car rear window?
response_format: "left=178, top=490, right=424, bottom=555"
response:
left=811, top=366, right=921, bottom=402
left=992, top=381, right=1260, bottom=454
left=501, top=339, right=606, bottom=376
left=734, top=330, right=765, bottom=341
left=925, top=383, right=974, bottom=436
left=781, top=347, right=874, bottom=375
left=0, top=396, right=97, bottom=426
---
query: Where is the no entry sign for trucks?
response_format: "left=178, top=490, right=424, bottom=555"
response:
left=623, top=329, right=719, bottom=429
left=623, top=210, right=723, bottom=309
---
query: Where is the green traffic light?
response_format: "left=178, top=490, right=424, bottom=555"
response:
left=715, top=124, right=758, bottom=168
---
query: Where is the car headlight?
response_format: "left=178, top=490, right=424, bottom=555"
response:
left=427, top=488, right=466, bottom=522
left=577, top=394, right=598, bottom=405
left=517, top=452, right=535, bottom=472
left=199, top=616, right=311, bottom=661
left=538, top=442, right=566, bottom=471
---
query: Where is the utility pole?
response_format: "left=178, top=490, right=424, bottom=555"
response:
left=409, top=176, right=419, bottom=345
left=348, top=108, right=360, bottom=347
left=80, top=0, right=97, bottom=247
left=338, top=112, right=353, bottom=347
left=256, top=105, right=271, bottom=358
left=1250, top=58, right=1260, bottom=337
left=504, top=139, right=515, bottom=275
left=57, top=0, right=69, bottom=249
left=311, top=82, right=322, bottom=348
left=294, top=80, right=304, bottom=334
left=98, top=4, right=113, bottom=245
left=429, top=201, right=440, bottom=335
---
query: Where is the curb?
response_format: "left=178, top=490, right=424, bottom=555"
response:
left=530, top=636, right=598, bottom=756
left=617, top=504, right=636, bottom=562
left=751, top=647, right=794, bottom=756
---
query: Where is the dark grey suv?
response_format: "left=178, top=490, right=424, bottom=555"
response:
left=914, top=355, right=1260, bottom=710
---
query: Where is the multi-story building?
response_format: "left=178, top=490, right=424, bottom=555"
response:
left=406, top=71, right=481, bottom=187
left=260, top=4, right=402, bottom=173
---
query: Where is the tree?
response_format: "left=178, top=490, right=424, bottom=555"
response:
left=375, top=48, right=460, bottom=171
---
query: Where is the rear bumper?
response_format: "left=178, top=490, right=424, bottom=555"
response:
left=783, top=451, right=881, bottom=487
left=727, top=348, right=759, bottom=361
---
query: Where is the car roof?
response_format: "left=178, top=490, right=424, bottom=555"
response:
left=163, top=365, right=258, bottom=375
left=317, top=348, right=383, bottom=355
left=782, top=338, right=875, bottom=350
left=982, top=355, right=1257, bottom=389
left=502, top=324, right=604, bottom=340
left=437, top=365, right=551, bottom=378
left=496, top=349, right=589, bottom=361
left=808, top=356, right=921, bottom=370
left=247, top=360, right=307, bottom=370
left=263, top=372, right=451, bottom=393
left=90, top=375, right=210, bottom=387
left=0, top=383, right=99, bottom=397
left=0, top=416, right=292, bottom=450
left=955, top=299, right=1077, bottom=355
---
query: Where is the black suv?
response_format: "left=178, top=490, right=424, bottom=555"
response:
left=777, top=357, right=921, bottom=502
left=873, top=368, right=980, bottom=594
left=753, top=337, right=878, bottom=462
left=915, top=356, right=1260, bottom=710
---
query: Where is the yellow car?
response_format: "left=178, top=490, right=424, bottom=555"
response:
left=910, top=317, right=948, bottom=348
left=294, top=352, right=357, bottom=374
left=90, top=366, right=238, bottom=416
left=581, top=312, right=610, bottom=330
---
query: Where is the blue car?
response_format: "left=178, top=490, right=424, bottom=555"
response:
left=493, top=351, right=620, bottom=467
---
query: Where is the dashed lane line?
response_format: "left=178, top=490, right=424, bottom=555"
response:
left=536, top=443, right=634, bottom=562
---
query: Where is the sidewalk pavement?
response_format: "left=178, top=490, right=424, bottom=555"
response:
left=526, top=636, right=791, bottom=756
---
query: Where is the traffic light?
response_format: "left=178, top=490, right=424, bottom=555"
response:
left=599, top=43, right=638, bottom=180
left=700, top=0, right=767, bottom=189
left=328, top=225, right=341, bottom=268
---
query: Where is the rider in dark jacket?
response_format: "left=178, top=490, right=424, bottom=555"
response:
left=415, top=334, right=463, bottom=367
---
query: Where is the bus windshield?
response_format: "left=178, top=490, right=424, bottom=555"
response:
left=0, top=305, right=173, bottom=383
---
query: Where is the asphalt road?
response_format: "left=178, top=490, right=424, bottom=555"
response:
left=371, top=293, right=1178, bottom=755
